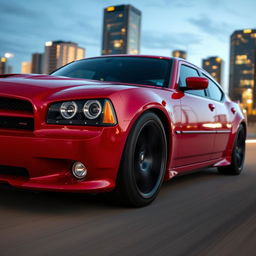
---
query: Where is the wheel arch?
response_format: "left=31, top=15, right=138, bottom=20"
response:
left=222, top=117, right=247, bottom=164
left=117, top=106, right=173, bottom=183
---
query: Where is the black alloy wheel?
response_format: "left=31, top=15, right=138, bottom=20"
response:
left=116, top=112, right=167, bottom=207
left=218, top=125, right=246, bottom=175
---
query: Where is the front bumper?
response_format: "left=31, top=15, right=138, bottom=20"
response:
left=0, top=126, right=124, bottom=193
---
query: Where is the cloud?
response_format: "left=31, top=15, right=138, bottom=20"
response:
left=142, top=31, right=201, bottom=50
left=188, top=16, right=233, bottom=38
left=0, top=1, right=39, bottom=18
left=142, top=0, right=196, bottom=8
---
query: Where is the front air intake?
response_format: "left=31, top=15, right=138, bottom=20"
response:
left=0, top=97, right=34, bottom=131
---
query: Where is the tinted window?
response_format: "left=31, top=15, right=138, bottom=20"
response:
left=51, top=57, right=172, bottom=87
left=179, top=65, right=206, bottom=97
left=203, top=74, right=223, bottom=101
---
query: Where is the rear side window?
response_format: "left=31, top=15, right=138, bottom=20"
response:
left=202, top=74, right=223, bottom=101
left=179, top=65, right=206, bottom=97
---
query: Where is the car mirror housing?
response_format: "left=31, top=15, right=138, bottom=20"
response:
left=186, top=77, right=208, bottom=90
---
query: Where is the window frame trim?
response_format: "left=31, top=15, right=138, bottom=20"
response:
left=200, top=71, right=225, bottom=102
left=177, top=63, right=207, bottom=98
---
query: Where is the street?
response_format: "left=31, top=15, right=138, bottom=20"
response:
left=0, top=142, right=255, bottom=256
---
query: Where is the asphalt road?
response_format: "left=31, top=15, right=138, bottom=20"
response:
left=0, top=142, right=256, bottom=256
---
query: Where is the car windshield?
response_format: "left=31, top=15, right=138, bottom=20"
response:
left=51, top=57, right=172, bottom=87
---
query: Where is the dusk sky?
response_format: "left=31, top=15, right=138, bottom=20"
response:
left=1, top=0, right=256, bottom=91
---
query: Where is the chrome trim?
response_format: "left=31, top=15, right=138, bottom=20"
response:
left=216, top=130, right=231, bottom=134
left=176, top=130, right=231, bottom=134
left=176, top=130, right=215, bottom=134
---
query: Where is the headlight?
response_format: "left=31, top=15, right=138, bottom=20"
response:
left=46, top=99, right=117, bottom=126
left=60, top=101, right=78, bottom=119
left=83, top=100, right=102, bottom=119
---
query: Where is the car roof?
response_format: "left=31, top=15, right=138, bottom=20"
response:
left=81, top=54, right=173, bottom=61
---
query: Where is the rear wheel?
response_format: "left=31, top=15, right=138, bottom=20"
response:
left=115, top=112, right=167, bottom=207
left=218, top=125, right=246, bottom=175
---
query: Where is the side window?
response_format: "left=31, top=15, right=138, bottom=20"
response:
left=179, top=65, right=206, bottom=97
left=202, top=74, right=223, bottom=101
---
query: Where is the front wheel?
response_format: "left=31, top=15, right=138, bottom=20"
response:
left=116, top=112, right=167, bottom=207
left=218, top=125, right=246, bottom=175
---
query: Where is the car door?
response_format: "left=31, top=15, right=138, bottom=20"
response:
left=175, top=64, right=217, bottom=167
left=202, top=73, right=231, bottom=159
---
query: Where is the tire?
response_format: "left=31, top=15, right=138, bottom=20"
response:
left=115, top=112, right=167, bottom=207
left=218, top=125, right=246, bottom=175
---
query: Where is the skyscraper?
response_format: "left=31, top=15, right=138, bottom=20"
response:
left=0, top=57, right=7, bottom=74
left=172, top=50, right=187, bottom=59
left=31, top=53, right=43, bottom=74
left=202, top=56, right=223, bottom=84
left=43, top=41, right=85, bottom=74
left=21, top=62, right=31, bottom=73
left=102, top=5, right=141, bottom=55
left=229, top=29, right=256, bottom=112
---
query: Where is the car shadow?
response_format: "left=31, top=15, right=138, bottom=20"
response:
left=0, top=167, right=225, bottom=213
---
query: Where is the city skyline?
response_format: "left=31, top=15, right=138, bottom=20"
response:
left=0, top=0, right=256, bottom=92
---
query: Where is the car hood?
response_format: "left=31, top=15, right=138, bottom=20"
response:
left=0, top=74, right=138, bottom=102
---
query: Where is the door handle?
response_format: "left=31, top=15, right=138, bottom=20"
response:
left=231, top=107, right=236, bottom=114
left=208, top=104, right=215, bottom=111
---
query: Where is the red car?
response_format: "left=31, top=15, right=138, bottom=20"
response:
left=0, top=55, right=246, bottom=206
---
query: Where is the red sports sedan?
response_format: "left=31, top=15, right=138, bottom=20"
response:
left=0, top=55, right=246, bottom=206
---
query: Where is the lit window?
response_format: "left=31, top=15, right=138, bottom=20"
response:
left=45, top=41, right=53, bottom=47
left=241, top=70, right=253, bottom=74
left=243, top=29, right=252, bottom=34
left=235, top=55, right=251, bottom=64
left=113, top=40, right=123, bottom=48
left=240, top=79, right=254, bottom=86
left=107, top=6, right=115, bottom=12
left=130, top=49, right=138, bottom=54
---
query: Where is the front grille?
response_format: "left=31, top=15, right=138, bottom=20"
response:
left=0, top=116, right=34, bottom=130
left=0, top=165, right=29, bottom=178
left=0, top=97, right=34, bottom=131
left=0, top=97, right=33, bottom=113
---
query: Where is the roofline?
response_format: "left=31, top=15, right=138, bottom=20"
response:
left=80, top=54, right=173, bottom=61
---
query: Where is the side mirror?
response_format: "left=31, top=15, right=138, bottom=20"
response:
left=185, top=77, right=208, bottom=90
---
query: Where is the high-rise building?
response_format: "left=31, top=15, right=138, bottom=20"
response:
left=229, top=29, right=256, bottom=112
left=43, top=41, right=85, bottom=74
left=21, top=62, right=32, bottom=73
left=102, top=5, right=141, bottom=55
left=31, top=53, right=43, bottom=74
left=172, top=50, right=187, bottom=59
left=202, top=56, right=223, bottom=84
left=0, top=57, right=7, bottom=74
left=6, top=65, right=12, bottom=74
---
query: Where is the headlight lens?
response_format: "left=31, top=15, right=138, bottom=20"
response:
left=83, top=100, right=102, bottom=119
left=46, top=99, right=117, bottom=126
left=60, top=101, right=78, bottom=119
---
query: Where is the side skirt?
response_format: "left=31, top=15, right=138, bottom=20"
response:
left=165, top=157, right=229, bottom=180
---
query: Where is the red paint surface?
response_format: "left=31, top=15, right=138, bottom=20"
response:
left=0, top=56, right=246, bottom=192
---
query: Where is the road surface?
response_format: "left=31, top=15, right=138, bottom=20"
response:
left=0, top=141, right=256, bottom=256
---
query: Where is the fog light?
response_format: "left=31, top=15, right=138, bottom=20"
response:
left=72, top=162, right=87, bottom=179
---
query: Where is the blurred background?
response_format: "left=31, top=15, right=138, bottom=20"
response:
left=0, top=0, right=255, bottom=135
